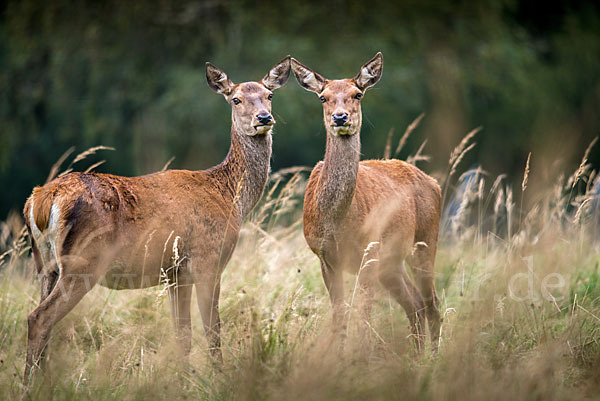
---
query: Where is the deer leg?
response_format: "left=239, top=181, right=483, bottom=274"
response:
left=354, top=272, right=376, bottom=344
left=378, top=261, right=426, bottom=352
left=40, top=271, right=59, bottom=303
left=357, top=272, right=375, bottom=325
left=409, top=242, right=442, bottom=351
left=320, top=258, right=345, bottom=337
left=24, top=266, right=97, bottom=384
left=168, top=276, right=193, bottom=357
left=28, top=270, right=60, bottom=375
left=30, top=240, right=57, bottom=304
left=195, top=273, right=223, bottom=363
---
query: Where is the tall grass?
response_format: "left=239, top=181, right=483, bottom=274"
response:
left=0, top=142, right=599, bottom=401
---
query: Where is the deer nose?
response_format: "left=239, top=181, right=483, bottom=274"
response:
left=332, top=112, right=348, bottom=126
left=257, top=112, right=272, bottom=125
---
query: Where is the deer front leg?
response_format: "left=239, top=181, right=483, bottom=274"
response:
left=195, top=273, right=223, bottom=363
left=320, top=258, right=345, bottom=338
left=378, top=261, right=426, bottom=352
left=168, top=276, right=193, bottom=357
left=357, top=271, right=375, bottom=325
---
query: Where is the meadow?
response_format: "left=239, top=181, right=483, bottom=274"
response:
left=0, top=131, right=599, bottom=401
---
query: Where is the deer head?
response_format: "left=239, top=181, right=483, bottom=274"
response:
left=206, top=56, right=291, bottom=136
left=291, top=52, right=383, bottom=137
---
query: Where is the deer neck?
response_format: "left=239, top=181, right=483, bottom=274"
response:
left=316, top=132, right=361, bottom=227
left=212, top=124, right=272, bottom=219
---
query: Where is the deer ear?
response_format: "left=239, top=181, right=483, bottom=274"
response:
left=354, top=52, right=383, bottom=91
left=262, top=56, right=291, bottom=91
left=291, top=58, right=327, bottom=94
left=206, top=62, right=235, bottom=96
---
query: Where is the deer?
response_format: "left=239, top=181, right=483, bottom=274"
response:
left=21, top=56, right=291, bottom=383
left=291, top=53, right=442, bottom=351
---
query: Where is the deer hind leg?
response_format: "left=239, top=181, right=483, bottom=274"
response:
left=23, top=242, right=59, bottom=382
left=30, top=238, right=58, bottom=304
left=168, top=275, right=193, bottom=357
left=30, top=240, right=59, bottom=304
left=33, top=272, right=60, bottom=373
left=40, top=271, right=59, bottom=303
left=24, top=257, right=97, bottom=384
left=195, top=272, right=223, bottom=363
left=378, top=260, right=426, bottom=352
left=409, top=241, right=441, bottom=351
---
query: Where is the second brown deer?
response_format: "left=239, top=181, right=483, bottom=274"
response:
left=22, top=56, right=291, bottom=383
left=291, top=53, right=442, bottom=351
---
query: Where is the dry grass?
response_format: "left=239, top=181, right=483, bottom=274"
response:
left=0, top=145, right=599, bottom=401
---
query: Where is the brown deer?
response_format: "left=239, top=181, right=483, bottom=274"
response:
left=22, top=56, right=291, bottom=382
left=291, top=53, right=442, bottom=351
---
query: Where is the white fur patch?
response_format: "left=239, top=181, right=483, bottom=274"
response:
left=254, top=125, right=272, bottom=135
left=30, top=198, right=63, bottom=274
left=29, top=198, right=42, bottom=243
left=48, top=203, right=63, bottom=273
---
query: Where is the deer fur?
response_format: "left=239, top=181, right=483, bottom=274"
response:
left=22, top=56, right=291, bottom=383
left=291, top=53, right=442, bottom=351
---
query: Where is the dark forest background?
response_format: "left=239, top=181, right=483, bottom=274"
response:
left=1, top=0, right=599, bottom=218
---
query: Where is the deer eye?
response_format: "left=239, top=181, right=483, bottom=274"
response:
left=354, top=93, right=363, bottom=100
left=232, top=97, right=241, bottom=105
left=319, top=96, right=327, bottom=103
left=267, top=94, right=273, bottom=101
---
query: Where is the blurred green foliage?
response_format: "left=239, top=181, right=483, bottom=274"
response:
left=1, top=0, right=599, bottom=218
